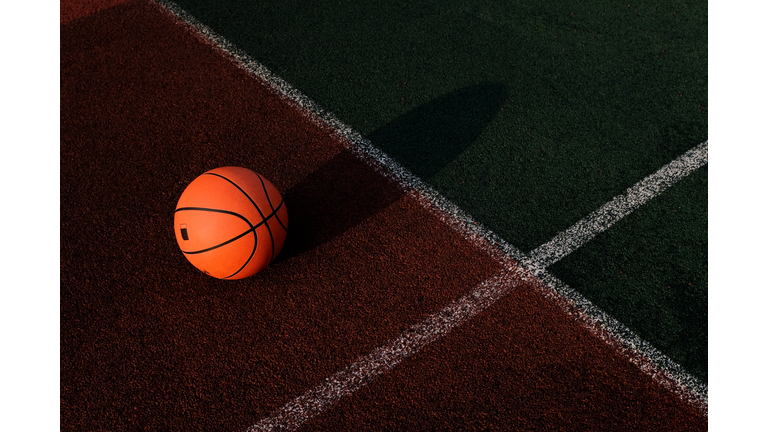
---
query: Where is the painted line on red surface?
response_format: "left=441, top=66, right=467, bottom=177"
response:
left=154, top=0, right=707, bottom=427
left=247, top=270, right=528, bottom=431
left=514, top=143, right=709, bottom=410
left=531, top=269, right=708, bottom=414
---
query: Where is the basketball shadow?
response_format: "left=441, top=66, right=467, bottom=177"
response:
left=274, top=82, right=508, bottom=263
left=368, top=82, right=508, bottom=180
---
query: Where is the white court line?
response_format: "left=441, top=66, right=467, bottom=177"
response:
left=526, top=141, right=708, bottom=269
left=531, top=270, right=708, bottom=412
left=154, top=0, right=708, bottom=428
left=247, top=270, right=528, bottom=431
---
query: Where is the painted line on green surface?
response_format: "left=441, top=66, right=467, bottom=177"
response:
left=526, top=141, right=708, bottom=268
left=154, top=0, right=707, bottom=427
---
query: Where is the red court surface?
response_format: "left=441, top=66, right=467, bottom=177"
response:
left=60, top=1, right=707, bottom=430
left=61, top=0, right=134, bottom=23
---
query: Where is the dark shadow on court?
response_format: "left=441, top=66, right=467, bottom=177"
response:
left=368, top=82, right=508, bottom=180
left=274, top=82, right=508, bottom=262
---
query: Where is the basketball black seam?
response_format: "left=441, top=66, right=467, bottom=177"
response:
left=224, top=200, right=284, bottom=279
left=254, top=173, right=287, bottom=263
left=224, top=236, right=258, bottom=279
left=256, top=173, right=289, bottom=237
left=175, top=207, right=256, bottom=255
left=205, top=172, right=277, bottom=263
left=175, top=206, right=248, bottom=217
left=176, top=202, right=284, bottom=257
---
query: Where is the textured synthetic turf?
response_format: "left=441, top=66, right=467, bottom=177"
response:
left=61, top=1, right=706, bottom=430
left=550, top=166, right=708, bottom=381
left=170, top=0, right=707, bottom=250
left=167, top=0, right=708, bottom=382
left=60, top=0, right=134, bottom=23
left=60, top=3, right=499, bottom=429
left=306, top=280, right=706, bottom=431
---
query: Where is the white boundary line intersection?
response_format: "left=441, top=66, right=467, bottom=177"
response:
left=154, top=1, right=709, bottom=429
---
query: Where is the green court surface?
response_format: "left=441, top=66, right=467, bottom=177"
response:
left=171, top=0, right=707, bottom=380
left=550, top=166, right=707, bottom=380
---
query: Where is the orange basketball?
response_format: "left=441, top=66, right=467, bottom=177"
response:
left=174, top=167, right=288, bottom=279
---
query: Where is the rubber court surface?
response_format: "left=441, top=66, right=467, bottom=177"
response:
left=146, top=0, right=709, bottom=382
left=60, top=0, right=706, bottom=430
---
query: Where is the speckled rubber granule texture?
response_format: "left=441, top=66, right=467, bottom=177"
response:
left=303, top=277, right=707, bottom=431
left=61, top=2, right=500, bottom=430
left=60, top=1, right=707, bottom=431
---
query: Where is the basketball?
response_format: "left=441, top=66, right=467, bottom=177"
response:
left=174, top=167, right=288, bottom=279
